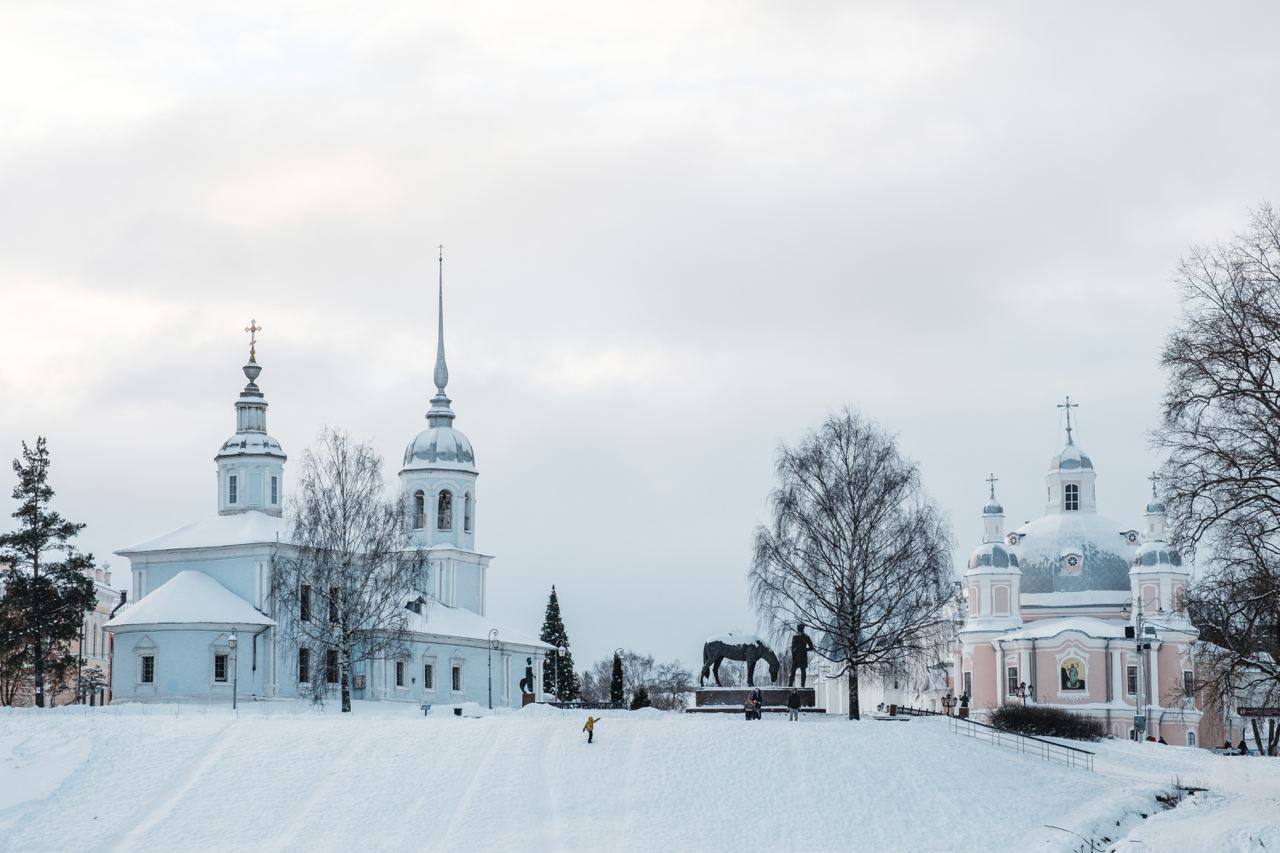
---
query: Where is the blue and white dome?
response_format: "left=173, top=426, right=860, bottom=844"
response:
left=1132, top=541, right=1182, bottom=569
left=968, top=541, right=1019, bottom=572
left=1051, top=441, right=1093, bottom=472
left=403, top=425, right=476, bottom=472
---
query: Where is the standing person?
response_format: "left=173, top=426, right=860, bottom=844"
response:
left=787, top=687, right=802, bottom=721
left=788, top=624, right=817, bottom=687
left=583, top=716, right=599, bottom=744
left=1238, top=737, right=1250, bottom=756
left=750, top=686, right=763, bottom=720
left=743, top=695, right=756, bottom=721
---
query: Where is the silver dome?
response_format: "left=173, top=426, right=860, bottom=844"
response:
left=402, top=426, right=477, bottom=472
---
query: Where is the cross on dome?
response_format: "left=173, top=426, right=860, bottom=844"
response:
left=986, top=472, right=999, bottom=499
left=1057, top=395, right=1078, bottom=444
left=244, top=319, right=262, bottom=363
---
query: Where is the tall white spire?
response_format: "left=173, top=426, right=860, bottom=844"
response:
left=426, top=246, right=456, bottom=427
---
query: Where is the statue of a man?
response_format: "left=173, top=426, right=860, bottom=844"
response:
left=518, top=657, right=535, bottom=695
left=788, top=624, right=816, bottom=687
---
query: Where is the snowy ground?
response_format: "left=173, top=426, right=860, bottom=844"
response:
left=1, top=702, right=1276, bottom=853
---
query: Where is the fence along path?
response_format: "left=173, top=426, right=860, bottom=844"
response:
left=947, top=714, right=1096, bottom=771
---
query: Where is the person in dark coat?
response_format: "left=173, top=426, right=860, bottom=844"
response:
left=1238, top=738, right=1250, bottom=755
left=788, top=624, right=817, bottom=687
left=787, top=687, right=802, bottom=721
left=743, top=695, right=757, bottom=721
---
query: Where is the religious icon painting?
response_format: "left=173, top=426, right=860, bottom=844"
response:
left=1060, top=657, right=1086, bottom=691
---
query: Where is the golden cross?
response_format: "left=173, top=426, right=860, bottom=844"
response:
left=244, top=318, right=262, bottom=362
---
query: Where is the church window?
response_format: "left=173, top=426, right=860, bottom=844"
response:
left=214, top=654, right=228, bottom=683
left=423, top=662, right=435, bottom=691
left=464, top=493, right=473, bottom=533
left=395, top=660, right=406, bottom=688
left=329, top=586, right=339, bottom=624
left=140, top=655, right=155, bottom=684
left=1183, top=670, right=1194, bottom=697
left=452, top=664, right=463, bottom=692
left=326, top=649, right=339, bottom=685
left=271, top=476, right=279, bottom=505
left=1006, top=667, right=1018, bottom=694
left=300, top=585, right=312, bottom=622
left=413, top=491, right=425, bottom=529
left=437, top=490, right=453, bottom=530
left=297, top=648, right=311, bottom=683
left=962, top=671, right=972, bottom=699
left=1127, top=665, right=1138, bottom=696
left=1064, top=484, right=1079, bottom=511
left=228, top=475, right=238, bottom=505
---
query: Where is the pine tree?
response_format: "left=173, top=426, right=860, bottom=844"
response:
left=539, top=585, right=579, bottom=701
left=0, top=439, right=96, bottom=707
left=610, top=652, right=625, bottom=707
left=629, top=684, right=651, bottom=710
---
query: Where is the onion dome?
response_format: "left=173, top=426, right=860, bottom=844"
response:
left=1050, top=440, right=1093, bottom=472
left=1145, top=479, right=1166, bottom=514
left=1132, top=541, right=1182, bottom=569
left=215, top=342, right=286, bottom=463
left=967, top=541, right=1020, bottom=572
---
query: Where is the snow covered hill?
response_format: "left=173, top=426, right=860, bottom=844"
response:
left=1, top=702, right=1276, bottom=852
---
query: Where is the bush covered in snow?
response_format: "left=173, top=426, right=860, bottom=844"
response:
left=988, top=704, right=1106, bottom=741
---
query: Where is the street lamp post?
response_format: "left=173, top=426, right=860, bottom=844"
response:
left=487, top=628, right=499, bottom=710
left=1014, top=682, right=1034, bottom=705
left=554, top=644, right=565, bottom=700
left=228, top=628, right=238, bottom=712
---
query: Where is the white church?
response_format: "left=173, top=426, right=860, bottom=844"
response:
left=106, top=272, right=551, bottom=706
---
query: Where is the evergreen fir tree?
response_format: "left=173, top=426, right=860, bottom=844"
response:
left=629, top=684, right=651, bottom=710
left=539, top=585, right=579, bottom=700
left=0, top=439, right=96, bottom=707
left=610, top=652, right=625, bottom=707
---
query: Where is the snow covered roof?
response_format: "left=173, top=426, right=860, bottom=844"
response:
left=967, top=541, right=1019, bottom=573
left=402, top=425, right=477, bottom=473
left=118, top=510, right=290, bottom=555
left=1009, top=512, right=1137, bottom=593
left=1003, top=616, right=1127, bottom=641
left=106, top=570, right=275, bottom=629
left=1020, top=590, right=1130, bottom=608
left=404, top=600, right=550, bottom=650
left=1050, top=441, right=1093, bottom=472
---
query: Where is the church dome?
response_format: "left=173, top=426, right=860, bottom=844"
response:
left=1008, top=512, right=1137, bottom=593
left=217, top=432, right=286, bottom=460
left=403, top=426, right=476, bottom=472
left=1132, top=540, right=1182, bottom=569
left=983, top=496, right=1004, bottom=515
left=968, top=541, right=1019, bottom=572
left=1050, top=441, right=1093, bottom=472
left=1146, top=496, right=1167, bottom=514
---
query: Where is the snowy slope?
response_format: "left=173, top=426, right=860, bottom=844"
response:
left=0, top=704, right=1275, bottom=853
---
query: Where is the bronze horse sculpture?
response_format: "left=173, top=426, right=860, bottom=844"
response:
left=700, top=635, right=780, bottom=687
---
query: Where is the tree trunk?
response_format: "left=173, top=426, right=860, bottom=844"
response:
left=1251, top=718, right=1264, bottom=754
left=31, top=553, right=44, bottom=708
left=847, top=666, right=860, bottom=720
left=340, top=629, right=352, bottom=713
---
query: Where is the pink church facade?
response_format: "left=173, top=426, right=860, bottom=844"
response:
left=957, top=416, right=1204, bottom=746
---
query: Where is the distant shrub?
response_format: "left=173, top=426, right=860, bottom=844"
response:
left=630, top=686, right=651, bottom=710
left=988, top=704, right=1106, bottom=741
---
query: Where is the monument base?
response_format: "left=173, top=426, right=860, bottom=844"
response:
left=686, top=686, right=824, bottom=714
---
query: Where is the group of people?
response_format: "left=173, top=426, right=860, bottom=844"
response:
left=743, top=686, right=806, bottom=721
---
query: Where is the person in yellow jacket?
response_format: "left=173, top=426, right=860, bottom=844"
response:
left=583, top=716, right=599, bottom=744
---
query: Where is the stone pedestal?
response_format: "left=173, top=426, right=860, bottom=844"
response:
left=521, top=692, right=536, bottom=707
left=688, top=686, right=824, bottom=713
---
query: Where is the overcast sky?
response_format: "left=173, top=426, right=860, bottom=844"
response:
left=2, top=2, right=1279, bottom=669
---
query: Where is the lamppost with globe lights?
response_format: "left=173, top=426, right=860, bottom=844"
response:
left=1014, top=681, right=1034, bottom=705
left=488, top=628, right=499, bottom=709
left=228, top=628, right=239, bottom=711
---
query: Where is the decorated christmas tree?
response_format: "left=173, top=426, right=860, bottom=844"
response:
left=539, top=585, right=580, bottom=701
left=610, top=652, right=625, bottom=707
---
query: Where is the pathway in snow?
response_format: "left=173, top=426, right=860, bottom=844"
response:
left=0, top=702, right=1276, bottom=852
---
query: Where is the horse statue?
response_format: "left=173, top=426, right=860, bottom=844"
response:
left=700, top=635, right=780, bottom=687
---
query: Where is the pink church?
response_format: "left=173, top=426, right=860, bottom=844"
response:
left=957, top=410, right=1204, bottom=746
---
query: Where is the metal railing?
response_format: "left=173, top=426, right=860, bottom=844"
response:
left=948, top=715, right=1095, bottom=771
left=892, top=704, right=944, bottom=717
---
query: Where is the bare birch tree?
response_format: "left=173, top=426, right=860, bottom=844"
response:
left=274, top=428, right=425, bottom=712
left=750, top=410, right=956, bottom=720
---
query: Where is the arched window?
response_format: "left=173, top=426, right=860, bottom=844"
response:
left=412, top=491, right=425, bottom=529
left=1186, top=730, right=1197, bottom=747
left=437, top=490, right=453, bottom=530
left=464, top=493, right=473, bottom=533
left=1064, top=483, right=1079, bottom=511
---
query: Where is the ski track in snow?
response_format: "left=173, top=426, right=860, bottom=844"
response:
left=1, top=703, right=1277, bottom=853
